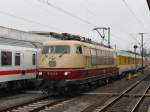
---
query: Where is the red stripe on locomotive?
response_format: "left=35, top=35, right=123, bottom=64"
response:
left=38, top=67, right=118, bottom=80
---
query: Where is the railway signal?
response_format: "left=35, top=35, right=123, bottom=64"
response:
left=133, top=45, right=138, bottom=70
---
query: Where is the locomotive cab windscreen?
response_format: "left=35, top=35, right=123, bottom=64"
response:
left=42, top=45, right=70, bottom=54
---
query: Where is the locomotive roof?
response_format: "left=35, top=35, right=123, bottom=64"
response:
left=43, top=40, right=114, bottom=51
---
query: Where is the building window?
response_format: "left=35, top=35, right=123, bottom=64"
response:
left=1, top=51, right=12, bottom=66
left=15, top=53, right=20, bottom=66
left=32, top=54, right=36, bottom=65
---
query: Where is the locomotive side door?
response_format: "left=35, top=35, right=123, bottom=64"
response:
left=83, top=46, right=90, bottom=68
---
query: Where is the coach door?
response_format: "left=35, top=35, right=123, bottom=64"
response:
left=22, top=50, right=37, bottom=76
left=21, top=51, right=28, bottom=75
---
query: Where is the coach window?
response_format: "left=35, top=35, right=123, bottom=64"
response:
left=15, top=53, right=20, bottom=66
left=76, top=45, right=82, bottom=54
left=32, top=54, right=36, bottom=65
left=1, top=51, right=12, bottom=66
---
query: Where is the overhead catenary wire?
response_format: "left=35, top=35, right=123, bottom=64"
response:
left=110, top=33, right=132, bottom=50
left=129, top=34, right=141, bottom=45
left=0, top=0, right=146, bottom=51
left=80, top=0, right=98, bottom=17
left=28, top=0, right=143, bottom=48
left=0, top=10, right=63, bottom=32
left=37, top=0, right=97, bottom=27
left=122, top=0, right=150, bottom=32
left=35, top=0, right=149, bottom=52
left=36, top=0, right=127, bottom=47
left=79, top=0, right=141, bottom=48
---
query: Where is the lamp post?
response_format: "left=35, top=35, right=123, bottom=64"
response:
left=133, top=45, right=138, bottom=71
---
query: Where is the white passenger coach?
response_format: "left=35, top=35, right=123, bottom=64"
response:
left=0, top=37, right=41, bottom=89
left=0, top=26, right=55, bottom=89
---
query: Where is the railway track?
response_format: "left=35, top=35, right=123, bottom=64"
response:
left=81, top=74, right=150, bottom=112
left=1, top=94, right=48, bottom=112
left=87, top=76, right=150, bottom=112
left=4, top=96, right=73, bottom=112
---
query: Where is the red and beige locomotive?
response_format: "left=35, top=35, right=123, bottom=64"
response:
left=38, top=33, right=143, bottom=94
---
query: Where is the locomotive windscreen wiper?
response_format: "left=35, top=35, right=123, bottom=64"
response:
left=59, top=50, right=66, bottom=58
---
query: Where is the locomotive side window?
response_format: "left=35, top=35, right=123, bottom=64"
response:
left=32, top=54, right=36, bottom=65
left=15, top=53, right=20, bottom=66
left=91, top=48, right=97, bottom=65
left=76, top=45, right=82, bottom=54
left=1, top=51, right=12, bottom=66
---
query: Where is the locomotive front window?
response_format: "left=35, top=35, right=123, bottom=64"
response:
left=42, top=45, right=70, bottom=54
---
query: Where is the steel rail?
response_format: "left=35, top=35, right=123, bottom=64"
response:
left=4, top=95, right=74, bottom=112
left=93, top=79, right=144, bottom=112
left=130, top=82, right=150, bottom=112
left=30, top=98, right=71, bottom=112
left=1, top=95, right=48, bottom=112
left=6, top=98, right=70, bottom=112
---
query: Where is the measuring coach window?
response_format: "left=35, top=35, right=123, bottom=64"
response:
left=32, top=54, right=36, bottom=65
left=15, top=53, right=20, bottom=66
left=1, top=51, right=12, bottom=66
left=76, top=45, right=82, bottom=54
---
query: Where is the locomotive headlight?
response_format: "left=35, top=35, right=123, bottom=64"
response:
left=38, top=72, right=42, bottom=76
left=64, top=72, right=70, bottom=76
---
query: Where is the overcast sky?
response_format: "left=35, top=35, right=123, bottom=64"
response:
left=0, top=0, right=150, bottom=52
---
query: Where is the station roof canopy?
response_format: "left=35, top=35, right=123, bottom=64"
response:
left=0, top=26, right=55, bottom=43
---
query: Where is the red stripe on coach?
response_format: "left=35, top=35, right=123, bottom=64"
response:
left=0, top=69, right=36, bottom=76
